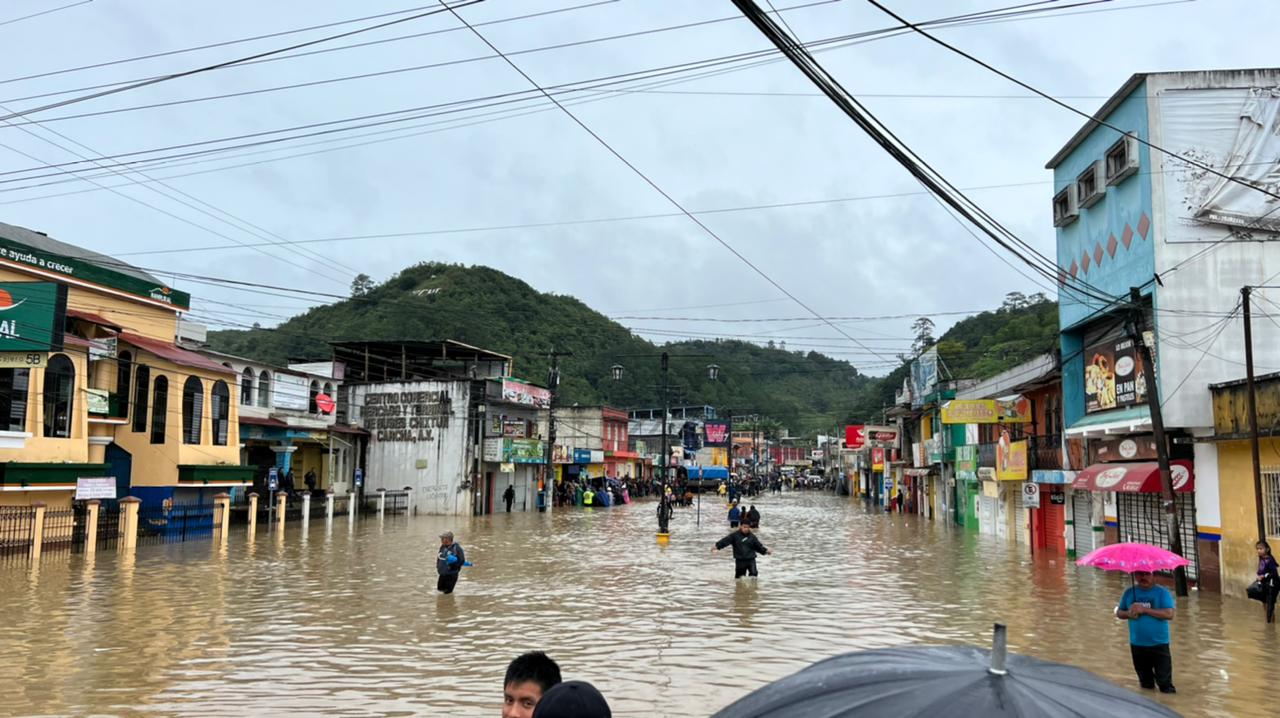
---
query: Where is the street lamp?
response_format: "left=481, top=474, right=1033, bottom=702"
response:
left=610, top=364, right=624, bottom=381
left=706, top=364, right=720, bottom=381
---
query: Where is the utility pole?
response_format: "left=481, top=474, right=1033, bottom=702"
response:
left=540, top=351, right=570, bottom=513
left=1129, top=287, right=1188, bottom=596
left=1242, top=286, right=1267, bottom=540
left=659, top=352, right=670, bottom=489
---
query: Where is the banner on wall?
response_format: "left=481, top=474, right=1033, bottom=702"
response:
left=941, top=398, right=1031, bottom=424
left=995, top=431, right=1028, bottom=481
left=704, top=419, right=731, bottom=447
left=1084, top=336, right=1148, bottom=414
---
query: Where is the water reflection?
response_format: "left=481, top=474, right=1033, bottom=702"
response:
left=1, top=494, right=1277, bottom=717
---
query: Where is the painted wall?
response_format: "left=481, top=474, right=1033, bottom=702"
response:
left=1215, top=438, right=1273, bottom=598
left=1145, top=70, right=1280, bottom=430
left=0, top=350, right=91, bottom=464
left=1054, top=80, right=1155, bottom=331
left=349, top=380, right=470, bottom=516
left=0, top=266, right=178, bottom=341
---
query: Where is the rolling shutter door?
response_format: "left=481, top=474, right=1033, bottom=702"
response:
left=1072, top=492, right=1093, bottom=556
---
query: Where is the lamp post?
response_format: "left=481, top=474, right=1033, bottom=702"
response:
left=611, top=353, right=720, bottom=489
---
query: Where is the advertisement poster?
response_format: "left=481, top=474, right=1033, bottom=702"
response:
left=501, top=378, right=551, bottom=408
left=941, top=398, right=1031, bottom=424
left=704, top=419, right=731, bottom=447
left=1084, top=336, right=1147, bottom=414
left=845, top=424, right=866, bottom=449
left=871, top=448, right=885, bottom=471
left=955, top=445, right=978, bottom=474
left=910, top=348, right=939, bottom=408
left=996, top=432, right=1028, bottom=481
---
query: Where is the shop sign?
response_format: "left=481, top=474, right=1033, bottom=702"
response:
left=75, top=477, right=116, bottom=500
left=0, top=282, right=66, bottom=352
left=502, top=419, right=527, bottom=438
left=86, top=388, right=109, bottom=415
left=552, top=445, right=572, bottom=463
left=508, top=438, right=546, bottom=464
left=845, top=424, right=866, bottom=450
left=88, top=336, right=117, bottom=361
left=955, top=444, right=978, bottom=473
left=0, top=351, right=44, bottom=368
left=925, top=436, right=943, bottom=463
left=483, top=437, right=505, bottom=462
left=273, top=372, right=310, bottom=412
left=941, top=398, right=1031, bottom=424
left=1085, top=336, right=1148, bottom=414
left=1049, top=492, right=1066, bottom=505
left=996, top=434, right=1028, bottom=481
left=1021, top=482, right=1040, bottom=508
left=704, top=419, right=731, bottom=447
left=978, top=467, right=996, bottom=481
left=1090, top=436, right=1158, bottom=463
left=501, top=378, right=550, bottom=408
left=866, top=425, right=900, bottom=448
left=499, top=462, right=516, bottom=473
left=982, top=480, right=1000, bottom=498
left=0, top=238, right=190, bottom=309
left=871, top=447, right=885, bottom=471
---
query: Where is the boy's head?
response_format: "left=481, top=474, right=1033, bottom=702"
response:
left=503, top=652, right=562, bottom=718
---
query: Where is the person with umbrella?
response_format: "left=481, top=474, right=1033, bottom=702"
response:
left=1116, top=569, right=1176, bottom=693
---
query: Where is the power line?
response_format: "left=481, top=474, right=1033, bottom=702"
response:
left=0, top=0, right=484, bottom=124
left=0, top=0, right=91, bottom=28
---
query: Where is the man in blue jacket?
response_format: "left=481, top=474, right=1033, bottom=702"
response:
left=437, top=530, right=466, bottom=594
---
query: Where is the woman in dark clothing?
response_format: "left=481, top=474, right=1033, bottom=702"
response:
left=1258, top=540, right=1279, bottom=623
left=746, top=505, right=760, bottom=529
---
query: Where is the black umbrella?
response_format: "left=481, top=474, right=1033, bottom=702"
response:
left=711, top=625, right=1178, bottom=717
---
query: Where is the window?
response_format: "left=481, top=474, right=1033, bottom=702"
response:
left=240, top=368, right=254, bottom=406
left=150, top=376, right=168, bottom=444
left=182, top=376, right=204, bottom=445
left=42, top=353, right=74, bottom=438
left=1105, top=134, right=1139, bottom=185
left=324, top=382, right=334, bottom=400
left=0, top=368, right=30, bottom=432
left=1052, top=185, right=1078, bottom=227
left=1263, top=466, right=1280, bottom=540
left=211, top=380, right=230, bottom=446
left=308, top=380, right=319, bottom=414
left=1076, top=160, right=1104, bottom=209
left=257, top=370, right=271, bottom=408
left=116, top=351, right=132, bottom=420
left=132, top=366, right=150, bottom=433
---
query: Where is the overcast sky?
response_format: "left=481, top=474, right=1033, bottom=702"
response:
left=0, top=0, right=1272, bottom=375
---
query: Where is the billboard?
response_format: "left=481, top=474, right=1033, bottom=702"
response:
left=910, top=348, right=939, bottom=407
left=996, top=431, right=1028, bottom=481
left=940, top=398, right=1031, bottom=424
left=0, top=282, right=66, bottom=352
left=1084, top=336, right=1147, bottom=414
left=273, top=372, right=310, bottom=411
left=501, top=378, right=550, bottom=408
left=703, top=419, right=731, bottom=447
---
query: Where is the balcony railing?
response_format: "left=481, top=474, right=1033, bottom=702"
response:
left=1030, top=433, right=1063, bottom=471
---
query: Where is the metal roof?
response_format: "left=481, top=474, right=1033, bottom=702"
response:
left=0, top=221, right=161, bottom=285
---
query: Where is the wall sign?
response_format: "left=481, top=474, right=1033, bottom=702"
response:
left=941, top=398, right=1031, bottom=424
left=1090, top=436, right=1158, bottom=463
left=0, top=282, right=66, bottom=352
left=363, top=390, right=452, bottom=442
left=1085, top=336, right=1148, bottom=414
left=75, top=477, right=116, bottom=500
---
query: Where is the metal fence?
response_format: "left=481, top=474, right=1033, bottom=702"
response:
left=1116, top=492, right=1200, bottom=581
left=332, top=493, right=351, bottom=517
left=385, top=491, right=409, bottom=515
left=41, top=508, right=76, bottom=552
left=0, top=506, right=35, bottom=557
left=136, top=502, right=220, bottom=545
left=71, top=500, right=121, bottom=552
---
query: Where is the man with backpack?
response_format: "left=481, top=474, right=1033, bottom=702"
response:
left=437, top=531, right=466, bottom=594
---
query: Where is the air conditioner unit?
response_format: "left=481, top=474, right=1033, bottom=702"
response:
left=1052, top=184, right=1079, bottom=227
left=1105, top=134, right=1139, bottom=185
left=1076, top=160, right=1105, bottom=209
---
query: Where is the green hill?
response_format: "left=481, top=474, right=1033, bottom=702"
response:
left=206, top=264, right=1057, bottom=433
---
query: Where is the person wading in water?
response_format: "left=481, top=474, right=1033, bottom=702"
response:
left=712, top=522, right=772, bottom=578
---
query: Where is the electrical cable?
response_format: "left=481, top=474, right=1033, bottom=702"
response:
left=0, top=0, right=91, bottom=28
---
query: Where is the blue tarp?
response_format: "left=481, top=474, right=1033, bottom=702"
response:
left=686, top=466, right=730, bottom=480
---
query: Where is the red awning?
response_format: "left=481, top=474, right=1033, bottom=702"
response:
left=120, top=332, right=235, bottom=375
left=1073, top=460, right=1194, bottom=493
left=607, top=451, right=639, bottom=459
left=239, top=415, right=287, bottom=428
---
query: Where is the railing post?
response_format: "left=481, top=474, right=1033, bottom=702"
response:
left=326, top=491, right=334, bottom=522
left=247, top=492, right=259, bottom=537
left=85, top=500, right=101, bottom=555
left=301, top=493, right=312, bottom=522
left=405, top=488, right=415, bottom=516
left=120, top=497, right=140, bottom=551
left=213, top=493, right=231, bottom=545
left=276, top=492, right=287, bottom=532
left=30, top=501, right=46, bottom=562
left=348, top=492, right=356, bottom=525
left=377, top=488, right=386, bottom=518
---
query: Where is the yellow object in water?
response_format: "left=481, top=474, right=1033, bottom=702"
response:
left=656, top=532, right=670, bottom=545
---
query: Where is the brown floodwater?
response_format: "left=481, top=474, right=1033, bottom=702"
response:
left=2, top=493, right=1277, bottom=717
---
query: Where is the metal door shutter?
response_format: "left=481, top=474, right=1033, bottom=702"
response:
left=1015, top=488, right=1029, bottom=545
left=1116, top=493, right=1199, bottom=581
left=1072, top=492, right=1093, bottom=555
left=1045, top=497, right=1066, bottom=553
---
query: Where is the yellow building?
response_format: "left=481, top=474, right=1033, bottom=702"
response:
left=1210, top=373, right=1280, bottom=597
left=0, top=222, right=251, bottom=507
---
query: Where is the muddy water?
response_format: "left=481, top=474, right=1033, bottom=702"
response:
left=2, top=493, right=1277, bottom=717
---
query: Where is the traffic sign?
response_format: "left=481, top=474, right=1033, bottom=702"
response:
left=268, top=467, right=279, bottom=491
left=1021, top=482, right=1040, bottom=509
left=354, top=468, right=364, bottom=488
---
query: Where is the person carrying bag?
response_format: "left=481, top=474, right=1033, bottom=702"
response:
left=1248, top=540, right=1280, bottom=623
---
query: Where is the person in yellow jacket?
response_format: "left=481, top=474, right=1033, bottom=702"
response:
left=583, top=487, right=595, bottom=506
left=717, top=482, right=728, bottom=498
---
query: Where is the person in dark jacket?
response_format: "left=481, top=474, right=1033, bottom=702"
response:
left=746, top=505, right=760, bottom=529
left=713, top=523, right=772, bottom=578
left=503, top=484, right=516, bottom=513
left=436, top=531, right=465, bottom=594
left=657, top=496, right=673, bottom=534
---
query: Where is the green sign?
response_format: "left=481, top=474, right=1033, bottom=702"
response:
left=507, top=438, right=546, bottom=464
left=955, top=444, right=978, bottom=473
left=0, top=235, right=190, bottom=310
left=0, top=282, right=65, bottom=352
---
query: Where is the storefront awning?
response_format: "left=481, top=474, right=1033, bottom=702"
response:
left=1065, top=406, right=1152, bottom=438
left=1072, top=460, right=1194, bottom=493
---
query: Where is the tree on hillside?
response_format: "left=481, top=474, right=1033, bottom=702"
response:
left=350, top=273, right=375, bottom=297
left=1002, top=291, right=1028, bottom=311
left=911, top=316, right=936, bottom=355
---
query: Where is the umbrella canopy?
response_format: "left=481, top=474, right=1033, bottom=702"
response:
left=1076, top=542, right=1191, bottom=573
left=710, top=625, right=1177, bottom=718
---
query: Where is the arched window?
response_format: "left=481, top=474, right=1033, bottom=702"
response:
left=182, top=376, right=204, bottom=445
left=308, top=380, right=319, bottom=414
left=116, top=351, right=132, bottom=420
left=42, top=353, right=74, bottom=438
left=211, top=380, right=230, bottom=446
left=150, top=376, right=168, bottom=444
left=257, top=370, right=271, bottom=408
left=323, top=382, right=334, bottom=413
left=240, top=367, right=254, bottom=406
left=132, top=365, right=150, bottom=433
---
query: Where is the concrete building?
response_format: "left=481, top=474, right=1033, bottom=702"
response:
left=0, top=221, right=251, bottom=508
left=1049, top=68, right=1280, bottom=591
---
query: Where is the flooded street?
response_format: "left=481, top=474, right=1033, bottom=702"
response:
left=3, top=493, right=1278, bottom=717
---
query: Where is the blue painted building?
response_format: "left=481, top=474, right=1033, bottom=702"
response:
left=1047, top=68, right=1280, bottom=592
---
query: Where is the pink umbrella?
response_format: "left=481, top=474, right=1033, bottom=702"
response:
left=1076, top=542, right=1190, bottom=573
